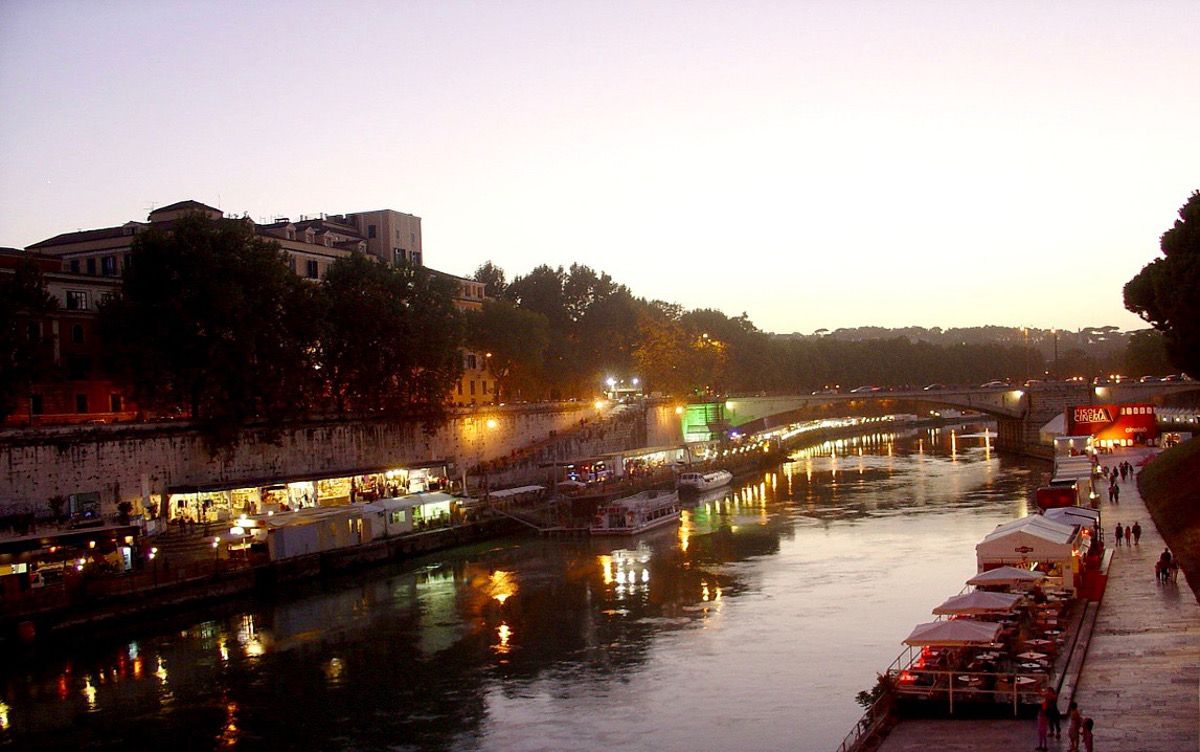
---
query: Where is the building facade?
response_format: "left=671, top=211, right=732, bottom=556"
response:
left=6, top=199, right=495, bottom=425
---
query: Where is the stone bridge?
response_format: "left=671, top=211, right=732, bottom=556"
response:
left=693, top=381, right=1200, bottom=453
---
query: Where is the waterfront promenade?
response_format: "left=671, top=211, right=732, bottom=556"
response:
left=875, top=448, right=1199, bottom=752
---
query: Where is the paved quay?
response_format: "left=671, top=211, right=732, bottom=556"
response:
left=875, top=448, right=1199, bottom=752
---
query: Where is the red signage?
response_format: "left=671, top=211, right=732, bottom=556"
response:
left=1067, top=403, right=1159, bottom=445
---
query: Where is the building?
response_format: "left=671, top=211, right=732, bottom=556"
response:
left=0, top=248, right=133, bottom=426
left=8, top=199, right=495, bottom=424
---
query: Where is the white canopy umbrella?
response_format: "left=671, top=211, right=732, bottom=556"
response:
left=903, top=620, right=1003, bottom=647
left=967, top=566, right=1047, bottom=588
left=933, top=590, right=1024, bottom=616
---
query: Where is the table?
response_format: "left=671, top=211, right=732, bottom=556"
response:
left=1025, top=638, right=1053, bottom=648
left=1015, top=676, right=1039, bottom=686
left=1017, top=651, right=1047, bottom=660
left=956, top=675, right=983, bottom=686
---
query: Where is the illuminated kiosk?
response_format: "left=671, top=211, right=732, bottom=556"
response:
left=975, top=515, right=1091, bottom=594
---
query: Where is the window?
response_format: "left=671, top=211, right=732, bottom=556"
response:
left=70, top=259, right=80, bottom=273
left=466, top=353, right=477, bottom=370
left=71, top=324, right=84, bottom=344
left=121, top=254, right=130, bottom=271
left=75, top=394, right=88, bottom=413
left=457, top=381, right=463, bottom=395
left=368, top=225, right=376, bottom=238
left=26, top=322, right=40, bottom=341
left=411, top=250, right=422, bottom=266
left=66, top=290, right=88, bottom=310
left=86, top=258, right=96, bottom=275
left=393, top=248, right=404, bottom=265
left=101, top=256, right=117, bottom=276
left=470, top=380, right=476, bottom=396
left=482, top=380, right=489, bottom=394
left=306, top=260, right=319, bottom=278
left=99, top=291, right=115, bottom=306
left=110, top=394, right=122, bottom=412
left=411, top=232, right=416, bottom=244
left=30, top=395, right=43, bottom=415
left=288, top=255, right=296, bottom=273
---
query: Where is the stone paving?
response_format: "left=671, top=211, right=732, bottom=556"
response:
left=875, top=448, right=1199, bottom=752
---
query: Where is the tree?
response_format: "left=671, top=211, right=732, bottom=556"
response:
left=0, top=259, right=58, bottom=420
left=99, top=214, right=319, bottom=451
left=473, top=261, right=508, bottom=298
left=1124, top=329, right=1174, bottom=377
left=316, top=254, right=464, bottom=420
left=465, top=299, right=549, bottom=400
left=1125, top=189, right=1200, bottom=378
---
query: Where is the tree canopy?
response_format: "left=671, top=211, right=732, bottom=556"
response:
left=1125, top=189, right=1200, bottom=378
left=99, top=215, right=319, bottom=447
left=0, top=259, right=59, bottom=420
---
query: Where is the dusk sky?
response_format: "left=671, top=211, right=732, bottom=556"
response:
left=1, top=1, right=1197, bottom=334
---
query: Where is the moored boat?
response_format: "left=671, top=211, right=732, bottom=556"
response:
left=676, top=469, right=733, bottom=493
left=590, top=490, right=680, bottom=535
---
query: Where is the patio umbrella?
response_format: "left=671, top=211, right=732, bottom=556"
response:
left=932, top=590, right=1024, bottom=616
left=903, top=620, right=1003, bottom=647
left=966, top=566, right=1046, bottom=588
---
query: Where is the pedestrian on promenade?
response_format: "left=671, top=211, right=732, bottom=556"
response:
left=1114, top=523, right=1124, bottom=547
left=1035, top=703, right=1050, bottom=751
left=1107, top=484, right=1115, bottom=503
left=1112, top=483, right=1120, bottom=504
left=1044, top=687, right=1062, bottom=739
left=1169, top=558, right=1180, bottom=583
left=1120, top=462, right=1128, bottom=482
left=1131, top=521, right=1142, bottom=545
left=1082, top=717, right=1094, bottom=752
left=1067, top=702, right=1082, bottom=752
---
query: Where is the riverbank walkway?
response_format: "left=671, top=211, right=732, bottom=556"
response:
left=874, top=447, right=1199, bottom=752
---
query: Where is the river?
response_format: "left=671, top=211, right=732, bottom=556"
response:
left=0, top=422, right=1047, bottom=752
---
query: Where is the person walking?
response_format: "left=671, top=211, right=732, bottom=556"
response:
left=1132, top=520, right=1142, bottom=545
left=1067, top=702, right=1083, bottom=752
left=1112, top=483, right=1120, bottom=504
left=1082, top=717, right=1095, bottom=752
left=1044, top=687, right=1062, bottom=739
left=1114, top=523, right=1124, bottom=547
left=1035, top=703, right=1050, bottom=751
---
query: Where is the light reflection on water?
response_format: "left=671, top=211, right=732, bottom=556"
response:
left=0, top=425, right=1046, bottom=752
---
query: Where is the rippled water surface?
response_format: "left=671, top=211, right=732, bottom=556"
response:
left=1, top=425, right=1048, bottom=751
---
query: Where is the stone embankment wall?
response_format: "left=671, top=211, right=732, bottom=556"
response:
left=0, top=404, right=595, bottom=517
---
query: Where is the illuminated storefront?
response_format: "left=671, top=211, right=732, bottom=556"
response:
left=167, top=461, right=451, bottom=522
left=1067, top=403, right=1159, bottom=449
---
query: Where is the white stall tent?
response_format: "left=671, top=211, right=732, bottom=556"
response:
left=976, top=515, right=1088, bottom=592
left=966, top=566, right=1047, bottom=588
left=932, top=590, right=1025, bottom=616
left=903, top=619, right=1003, bottom=647
left=1042, top=506, right=1101, bottom=529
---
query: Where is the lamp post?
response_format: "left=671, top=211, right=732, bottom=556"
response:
left=1051, top=328, right=1059, bottom=379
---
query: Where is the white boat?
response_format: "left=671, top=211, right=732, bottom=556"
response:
left=677, top=469, right=733, bottom=493
left=591, top=491, right=680, bottom=535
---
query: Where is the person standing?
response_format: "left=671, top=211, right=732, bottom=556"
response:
left=1114, top=523, right=1124, bottom=547
left=1036, top=703, right=1050, bottom=751
left=1082, top=717, right=1094, bottom=752
left=1112, top=483, right=1120, bottom=504
left=1044, top=687, right=1062, bottom=739
left=1067, top=702, right=1083, bottom=752
left=1132, top=521, right=1142, bottom=545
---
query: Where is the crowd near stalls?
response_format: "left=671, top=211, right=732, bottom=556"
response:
left=0, top=523, right=145, bottom=599
left=166, top=462, right=452, bottom=525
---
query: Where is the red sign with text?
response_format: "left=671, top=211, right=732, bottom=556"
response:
left=1067, top=403, right=1158, bottom=443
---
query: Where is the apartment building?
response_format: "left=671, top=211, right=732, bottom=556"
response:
left=9, top=199, right=495, bottom=423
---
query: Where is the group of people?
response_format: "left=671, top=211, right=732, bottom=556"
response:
left=1100, top=460, right=1134, bottom=504
left=1037, top=690, right=1094, bottom=752
left=1112, top=520, right=1141, bottom=547
left=1156, top=547, right=1179, bottom=583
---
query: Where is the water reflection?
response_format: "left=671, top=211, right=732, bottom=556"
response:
left=0, top=423, right=1045, bottom=751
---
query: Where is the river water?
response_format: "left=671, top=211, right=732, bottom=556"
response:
left=1, top=423, right=1047, bottom=752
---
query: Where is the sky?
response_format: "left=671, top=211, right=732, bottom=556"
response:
left=1, top=1, right=1197, bottom=335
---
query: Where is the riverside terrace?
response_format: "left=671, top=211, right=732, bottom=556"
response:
left=888, top=585, right=1079, bottom=717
